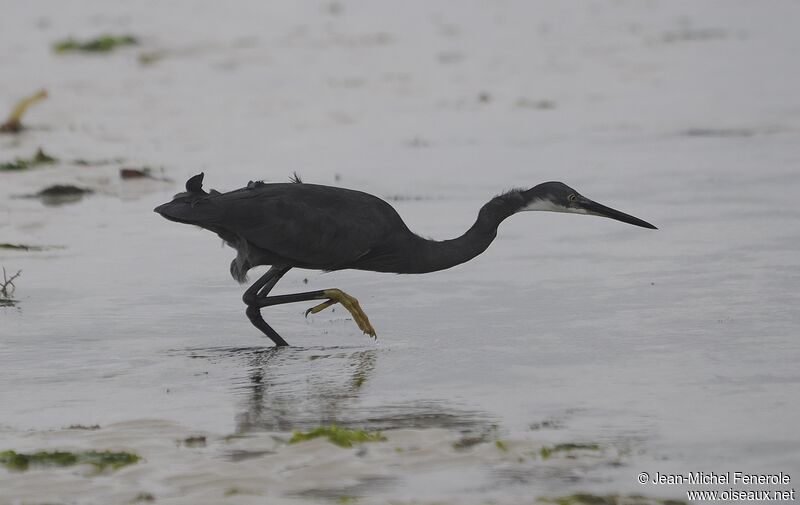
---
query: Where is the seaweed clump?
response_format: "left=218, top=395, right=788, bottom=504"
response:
left=0, top=449, right=140, bottom=472
left=539, top=494, right=686, bottom=505
left=0, top=89, right=47, bottom=133
left=540, top=443, right=600, bottom=459
left=120, top=167, right=172, bottom=182
left=54, top=35, right=138, bottom=53
left=0, top=148, right=56, bottom=172
left=288, top=426, right=386, bottom=448
left=182, top=436, right=207, bottom=448
left=451, top=425, right=501, bottom=451
left=36, top=185, right=93, bottom=198
left=27, top=184, right=94, bottom=207
left=0, top=244, right=48, bottom=251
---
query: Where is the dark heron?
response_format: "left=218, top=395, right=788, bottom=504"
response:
left=155, top=173, right=656, bottom=346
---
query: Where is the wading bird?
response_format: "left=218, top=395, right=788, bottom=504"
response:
left=155, top=173, right=656, bottom=346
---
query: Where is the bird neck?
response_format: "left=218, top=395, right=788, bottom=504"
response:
left=410, top=190, right=525, bottom=273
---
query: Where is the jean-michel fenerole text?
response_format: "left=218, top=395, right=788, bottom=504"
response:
left=651, top=471, right=791, bottom=485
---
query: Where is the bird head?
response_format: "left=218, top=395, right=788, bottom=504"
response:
left=521, top=182, right=657, bottom=229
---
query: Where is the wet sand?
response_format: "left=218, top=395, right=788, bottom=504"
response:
left=2, top=1, right=800, bottom=503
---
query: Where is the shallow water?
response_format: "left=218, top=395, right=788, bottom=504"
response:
left=2, top=1, right=800, bottom=504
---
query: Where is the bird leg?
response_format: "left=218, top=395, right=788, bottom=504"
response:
left=250, top=289, right=377, bottom=339
left=243, top=267, right=376, bottom=343
left=243, top=266, right=291, bottom=347
left=304, top=289, right=376, bottom=339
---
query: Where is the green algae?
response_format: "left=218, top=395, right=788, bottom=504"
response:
left=0, top=148, right=56, bottom=171
left=540, top=443, right=600, bottom=459
left=72, top=157, right=125, bottom=167
left=288, top=426, right=386, bottom=448
left=540, top=494, right=686, bottom=505
left=54, top=35, right=138, bottom=53
left=0, top=449, right=139, bottom=472
left=224, top=487, right=261, bottom=497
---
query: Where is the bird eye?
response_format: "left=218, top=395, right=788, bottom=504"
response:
left=567, top=194, right=577, bottom=203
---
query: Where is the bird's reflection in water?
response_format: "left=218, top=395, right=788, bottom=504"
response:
left=190, top=346, right=493, bottom=435
left=234, top=346, right=376, bottom=433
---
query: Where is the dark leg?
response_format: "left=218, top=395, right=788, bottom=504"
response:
left=243, top=267, right=376, bottom=345
left=243, top=266, right=291, bottom=346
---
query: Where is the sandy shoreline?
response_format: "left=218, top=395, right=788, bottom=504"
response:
left=0, top=419, right=656, bottom=505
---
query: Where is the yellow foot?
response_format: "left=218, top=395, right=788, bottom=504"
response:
left=304, top=288, right=377, bottom=339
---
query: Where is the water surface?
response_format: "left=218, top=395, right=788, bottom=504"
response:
left=1, top=1, right=799, bottom=503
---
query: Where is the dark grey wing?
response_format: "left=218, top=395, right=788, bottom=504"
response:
left=203, top=183, right=406, bottom=269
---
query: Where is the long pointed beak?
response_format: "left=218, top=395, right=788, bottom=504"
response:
left=580, top=198, right=657, bottom=229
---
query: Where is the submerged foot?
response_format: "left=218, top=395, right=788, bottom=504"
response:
left=305, top=288, right=377, bottom=339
